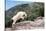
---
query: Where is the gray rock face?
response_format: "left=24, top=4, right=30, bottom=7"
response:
left=5, top=17, right=44, bottom=31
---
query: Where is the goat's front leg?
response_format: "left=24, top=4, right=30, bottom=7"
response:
left=12, top=21, right=16, bottom=30
left=13, top=21, right=16, bottom=25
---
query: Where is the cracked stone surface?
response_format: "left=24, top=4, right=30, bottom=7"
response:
left=5, top=17, right=44, bottom=31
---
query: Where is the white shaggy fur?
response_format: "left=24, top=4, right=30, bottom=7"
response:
left=11, top=11, right=27, bottom=24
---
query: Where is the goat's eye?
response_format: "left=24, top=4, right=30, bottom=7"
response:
left=23, top=14, right=25, bottom=17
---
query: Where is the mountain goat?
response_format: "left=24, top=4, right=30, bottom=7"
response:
left=11, top=11, right=27, bottom=25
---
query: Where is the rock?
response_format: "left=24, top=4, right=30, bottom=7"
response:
left=5, top=17, right=44, bottom=31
